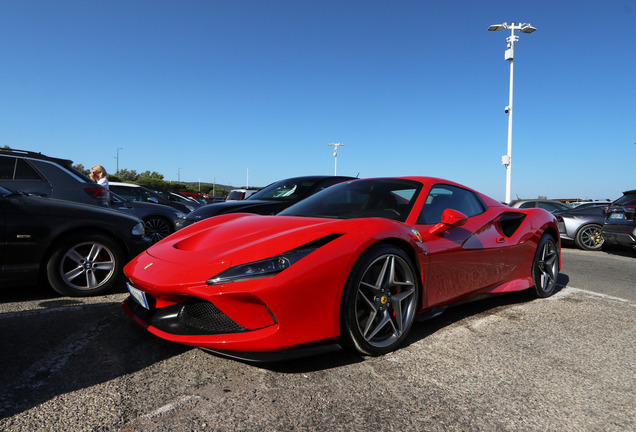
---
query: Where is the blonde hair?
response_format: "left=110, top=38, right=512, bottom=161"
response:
left=91, top=165, right=108, bottom=179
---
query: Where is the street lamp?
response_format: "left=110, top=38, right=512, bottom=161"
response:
left=328, top=143, right=345, bottom=175
left=115, top=148, right=123, bottom=173
left=178, top=167, right=182, bottom=182
left=488, top=22, right=536, bottom=204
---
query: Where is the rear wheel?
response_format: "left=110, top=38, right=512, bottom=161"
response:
left=143, top=216, right=173, bottom=244
left=531, top=234, right=559, bottom=298
left=340, top=245, right=419, bottom=356
left=574, top=224, right=604, bottom=251
left=46, top=233, right=124, bottom=297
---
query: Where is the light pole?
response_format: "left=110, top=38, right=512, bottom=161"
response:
left=178, top=167, right=182, bottom=182
left=328, top=143, right=345, bottom=175
left=488, top=22, right=536, bottom=204
left=115, top=148, right=122, bottom=173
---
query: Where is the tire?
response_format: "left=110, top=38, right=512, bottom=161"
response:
left=530, top=234, right=559, bottom=298
left=46, top=233, right=125, bottom=297
left=574, top=224, right=604, bottom=251
left=143, top=216, right=174, bottom=244
left=340, top=245, right=419, bottom=356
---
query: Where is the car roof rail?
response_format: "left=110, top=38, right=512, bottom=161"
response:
left=0, top=148, right=74, bottom=167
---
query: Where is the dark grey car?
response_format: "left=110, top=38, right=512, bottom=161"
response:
left=554, top=204, right=607, bottom=251
left=0, top=149, right=108, bottom=206
left=109, top=192, right=185, bottom=244
left=602, top=190, right=636, bottom=252
left=109, top=182, right=196, bottom=214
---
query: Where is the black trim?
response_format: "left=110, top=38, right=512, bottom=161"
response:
left=200, top=344, right=343, bottom=363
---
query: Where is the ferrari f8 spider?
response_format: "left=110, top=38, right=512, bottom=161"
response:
left=123, top=177, right=560, bottom=361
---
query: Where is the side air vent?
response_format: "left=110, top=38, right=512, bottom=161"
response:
left=496, top=213, right=527, bottom=237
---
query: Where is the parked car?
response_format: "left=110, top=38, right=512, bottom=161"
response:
left=0, top=184, right=149, bottom=296
left=226, top=189, right=259, bottom=201
left=109, top=182, right=196, bottom=214
left=602, top=190, right=636, bottom=252
left=123, top=176, right=560, bottom=361
left=0, top=149, right=108, bottom=206
left=508, top=199, right=571, bottom=213
left=554, top=204, right=607, bottom=251
left=184, top=176, right=355, bottom=227
left=569, top=200, right=612, bottom=209
left=139, top=185, right=202, bottom=210
left=109, top=192, right=186, bottom=244
left=181, top=192, right=213, bottom=205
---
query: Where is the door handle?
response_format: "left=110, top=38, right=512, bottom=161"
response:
left=496, top=237, right=506, bottom=244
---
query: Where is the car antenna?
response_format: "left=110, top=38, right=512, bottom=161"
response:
left=356, top=172, right=360, bottom=178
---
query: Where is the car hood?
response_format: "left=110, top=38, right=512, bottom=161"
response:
left=113, top=199, right=178, bottom=213
left=7, top=194, right=143, bottom=224
left=145, top=214, right=341, bottom=268
left=185, top=200, right=281, bottom=220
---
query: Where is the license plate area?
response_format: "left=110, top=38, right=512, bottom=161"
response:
left=610, top=213, right=624, bottom=220
left=127, top=283, right=150, bottom=310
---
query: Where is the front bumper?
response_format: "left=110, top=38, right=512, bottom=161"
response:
left=122, top=297, right=342, bottom=362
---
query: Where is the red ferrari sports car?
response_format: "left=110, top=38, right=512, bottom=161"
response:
left=123, top=177, right=560, bottom=361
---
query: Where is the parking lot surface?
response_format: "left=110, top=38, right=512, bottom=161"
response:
left=0, top=249, right=634, bottom=431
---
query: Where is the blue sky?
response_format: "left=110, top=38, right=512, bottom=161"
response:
left=1, top=1, right=634, bottom=201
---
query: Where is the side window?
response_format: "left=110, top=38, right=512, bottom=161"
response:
left=519, top=202, right=535, bottom=209
left=0, top=157, right=43, bottom=180
left=14, top=159, right=44, bottom=180
left=539, top=202, right=567, bottom=213
left=0, top=157, right=15, bottom=179
left=418, top=184, right=485, bottom=224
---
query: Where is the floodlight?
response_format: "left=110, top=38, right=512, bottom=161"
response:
left=520, top=24, right=536, bottom=33
left=488, top=24, right=504, bottom=31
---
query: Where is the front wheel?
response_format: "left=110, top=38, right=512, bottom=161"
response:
left=144, top=216, right=174, bottom=244
left=340, top=245, right=419, bottom=356
left=574, top=224, right=604, bottom=251
left=531, top=234, right=559, bottom=298
left=46, top=233, right=125, bottom=297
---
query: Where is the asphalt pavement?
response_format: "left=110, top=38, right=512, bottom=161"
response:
left=0, top=247, right=634, bottom=431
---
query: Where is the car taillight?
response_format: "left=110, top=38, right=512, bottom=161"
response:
left=84, top=188, right=108, bottom=200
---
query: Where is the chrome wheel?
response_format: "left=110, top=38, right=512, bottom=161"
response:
left=60, top=242, right=116, bottom=290
left=144, top=217, right=173, bottom=244
left=532, top=235, right=559, bottom=297
left=341, top=245, right=419, bottom=355
left=575, top=224, right=604, bottom=251
left=47, top=233, right=124, bottom=296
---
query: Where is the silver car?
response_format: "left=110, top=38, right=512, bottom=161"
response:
left=508, top=199, right=571, bottom=213
left=554, top=204, right=607, bottom=251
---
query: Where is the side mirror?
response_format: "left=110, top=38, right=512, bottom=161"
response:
left=429, top=208, right=468, bottom=236
left=147, top=197, right=159, bottom=204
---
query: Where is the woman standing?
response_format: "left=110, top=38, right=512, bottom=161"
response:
left=90, top=165, right=109, bottom=190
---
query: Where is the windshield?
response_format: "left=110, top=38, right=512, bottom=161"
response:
left=248, top=178, right=321, bottom=201
left=278, top=178, right=422, bottom=222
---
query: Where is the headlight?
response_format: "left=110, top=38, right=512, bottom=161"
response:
left=174, top=211, right=186, bottom=219
left=132, top=222, right=145, bottom=237
left=206, top=249, right=316, bottom=285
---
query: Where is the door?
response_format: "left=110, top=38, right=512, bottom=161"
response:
left=417, top=184, right=509, bottom=306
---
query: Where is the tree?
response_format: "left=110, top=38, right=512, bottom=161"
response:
left=138, top=171, right=164, bottom=180
left=73, top=164, right=90, bottom=176
left=537, top=195, right=547, bottom=199
left=116, top=169, right=138, bottom=182
left=1, top=145, right=11, bottom=150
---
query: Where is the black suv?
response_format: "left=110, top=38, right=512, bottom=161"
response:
left=602, top=190, right=636, bottom=252
left=0, top=149, right=108, bottom=206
